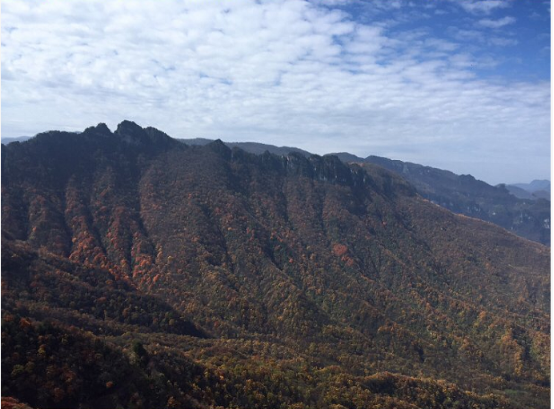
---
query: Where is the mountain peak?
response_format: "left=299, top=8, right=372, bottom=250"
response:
left=207, top=138, right=232, bottom=159
left=83, top=122, right=112, bottom=137
left=117, top=119, right=142, bottom=129
left=114, top=120, right=147, bottom=144
left=111, top=121, right=180, bottom=153
left=94, top=122, right=111, bottom=134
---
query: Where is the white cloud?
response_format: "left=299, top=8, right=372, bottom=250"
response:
left=448, top=27, right=517, bottom=48
left=1, top=0, right=549, bottom=184
left=478, top=16, right=516, bottom=28
left=488, top=37, right=518, bottom=46
left=455, top=0, right=511, bottom=15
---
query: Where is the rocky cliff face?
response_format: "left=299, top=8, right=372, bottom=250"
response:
left=358, top=155, right=550, bottom=246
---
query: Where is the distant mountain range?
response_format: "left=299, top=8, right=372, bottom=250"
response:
left=334, top=154, right=550, bottom=246
left=504, top=180, right=550, bottom=201
left=178, top=139, right=551, bottom=246
left=1, top=121, right=550, bottom=409
left=179, top=137, right=312, bottom=157
left=1, top=136, right=32, bottom=144
left=512, top=179, right=551, bottom=192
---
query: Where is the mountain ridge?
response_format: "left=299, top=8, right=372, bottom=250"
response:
left=136, top=136, right=552, bottom=245
left=327, top=153, right=550, bottom=246
left=504, top=180, right=550, bottom=201
left=1, top=121, right=550, bottom=409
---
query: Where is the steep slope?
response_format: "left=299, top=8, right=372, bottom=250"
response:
left=10, top=134, right=548, bottom=246
left=2, top=122, right=550, bottom=409
left=331, top=153, right=550, bottom=246
left=504, top=184, right=537, bottom=200
left=177, top=140, right=551, bottom=246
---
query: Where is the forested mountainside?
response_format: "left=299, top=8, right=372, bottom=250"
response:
left=179, top=139, right=551, bottom=246
left=329, top=154, right=550, bottom=246
left=6, top=135, right=549, bottom=246
left=1, top=121, right=550, bottom=409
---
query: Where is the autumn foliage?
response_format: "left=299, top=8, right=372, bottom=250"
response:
left=1, top=122, right=550, bottom=409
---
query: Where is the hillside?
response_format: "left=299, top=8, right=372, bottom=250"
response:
left=181, top=139, right=551, bottom=246
left=1, top=121, right=550, bottom=409
left=8, top=135, right=549, bottom=246
left=332, top=153, right=550, bottom=246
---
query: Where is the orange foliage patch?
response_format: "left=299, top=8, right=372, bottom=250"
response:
left=332, top=243, right=348, bottom=257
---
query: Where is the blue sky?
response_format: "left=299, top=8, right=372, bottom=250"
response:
left=1, top=0, right=550, bottom=184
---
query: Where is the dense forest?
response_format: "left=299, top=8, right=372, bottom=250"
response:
left=327, top=153, right=551, bottom=246
left=177, top=140, right=550, bottom=246
left=1, top=121, right=550, bottom=408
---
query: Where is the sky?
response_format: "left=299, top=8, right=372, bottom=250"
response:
left=1, top=0, right=550, bottom=185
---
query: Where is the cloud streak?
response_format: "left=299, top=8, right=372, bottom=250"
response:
left=455, top=0, right=511, bottom=15
left=1, top=0, right=550, bottom=184
left=478, top=16, right=516, bottom=28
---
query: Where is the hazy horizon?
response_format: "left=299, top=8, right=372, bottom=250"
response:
left=2, top=126, right=549, bottom=187
left=2, top=0, right=550, bottom=185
